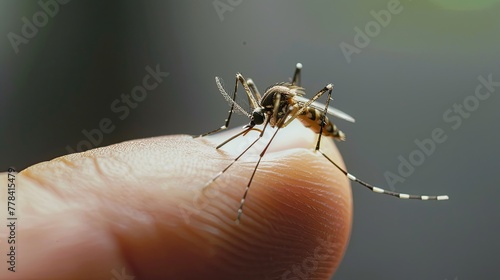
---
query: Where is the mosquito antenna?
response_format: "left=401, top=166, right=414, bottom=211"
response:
left=215, top=77, right=251, bottom=118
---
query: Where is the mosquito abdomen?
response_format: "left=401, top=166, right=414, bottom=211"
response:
left=297, top=107, right=346, bottom=141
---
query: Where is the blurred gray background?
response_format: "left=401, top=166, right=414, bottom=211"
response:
left=1, top=0, right=499, bottom=279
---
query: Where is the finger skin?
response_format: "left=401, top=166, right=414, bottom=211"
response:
left=0, top=122, right=352, bottom=280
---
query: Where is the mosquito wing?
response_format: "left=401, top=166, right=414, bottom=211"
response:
left=294, top=95, right=355, bottom=123
left=215, top=77, right=251, bottom=118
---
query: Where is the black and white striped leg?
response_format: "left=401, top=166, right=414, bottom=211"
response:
left=292, top=63, right=302, bottom=86
left=236, top=127, right=281, bottom=223
left=314, top=81, right=449, bottom=201
left=318, top=152, right=449, bottom=200
left=283, top=84, right=333, bottom=127
left=203, top=124, right=265, bottom=190
left=199, top=78, right=238, bottom=138
left=315, top=82, right=334, bottom=150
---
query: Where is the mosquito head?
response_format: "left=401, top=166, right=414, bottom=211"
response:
left=251, top=107, right=265, bottom=125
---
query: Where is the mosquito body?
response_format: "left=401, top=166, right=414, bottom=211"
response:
left=257, top=82, right=347, bottom=140
left=202, top=63, right=449, bottom=223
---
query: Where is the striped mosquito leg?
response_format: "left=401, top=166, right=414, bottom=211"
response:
left=292, top=62, right=302, bottom=86
left=203, top=127, right=261, bottom=190
left=236, top=127, right=281, bottom=224
left=200, top=79, right=239, bottom=137
left=315, top=83, right=334, bottom=151
left=283, top=84, right=333, bottom=128
left=318, top=150, right=449, bottom=201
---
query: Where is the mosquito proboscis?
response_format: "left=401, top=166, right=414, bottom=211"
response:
left=201, top=63, right=449, bottom=223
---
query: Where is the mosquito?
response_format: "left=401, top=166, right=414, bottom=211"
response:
left=201, top=63, right=449, bottom=223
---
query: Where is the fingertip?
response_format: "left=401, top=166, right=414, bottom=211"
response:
left=16, top=122, right=352, bottom=279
